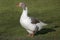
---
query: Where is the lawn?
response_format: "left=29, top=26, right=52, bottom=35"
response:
left=0, top=0, right=60, bottom=40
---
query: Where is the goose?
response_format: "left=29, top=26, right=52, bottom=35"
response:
left=16, top=2, right=47, bottom=37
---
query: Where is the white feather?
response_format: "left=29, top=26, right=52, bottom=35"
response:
left=20, top=7, right=47, bottom=34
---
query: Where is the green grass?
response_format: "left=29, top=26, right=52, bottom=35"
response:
left=0, top=0, right=60, bottom=40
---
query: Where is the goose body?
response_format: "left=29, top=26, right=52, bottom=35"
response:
left=17, top=2, right=47, bottom=37
left=20, top=7, right=47, bottom=34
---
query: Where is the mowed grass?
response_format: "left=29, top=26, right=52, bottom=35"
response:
left=0, top=0, right=60, bottom=40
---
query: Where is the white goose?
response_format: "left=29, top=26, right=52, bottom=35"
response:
left=17, top=2, right=47, bottom=37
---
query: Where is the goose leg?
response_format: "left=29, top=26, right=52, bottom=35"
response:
left=31, top=32, right=34, bottom=37
left=27, top=31, right=35, bottom=37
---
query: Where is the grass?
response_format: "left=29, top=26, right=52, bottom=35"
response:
left=0, top=0, right=60, bottom=40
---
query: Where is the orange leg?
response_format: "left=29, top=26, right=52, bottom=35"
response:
left=27, top=31, right=35, bottom=37
left=27, top=34, right=31, bottom=37
left=31, top=32, right=34, bottom=37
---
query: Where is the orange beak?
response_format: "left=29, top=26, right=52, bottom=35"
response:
left=16, top=3, right=19, bottom=7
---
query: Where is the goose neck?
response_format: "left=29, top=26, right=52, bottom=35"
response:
left=21, top=7, right=28, bottom=18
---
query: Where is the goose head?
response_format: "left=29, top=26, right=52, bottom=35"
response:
left=16, top=2, right=26, bottom=10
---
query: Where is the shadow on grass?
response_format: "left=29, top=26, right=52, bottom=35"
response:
left=35, top=28, right=56, bottom=35
left=54, top=25, right=60, bottom=28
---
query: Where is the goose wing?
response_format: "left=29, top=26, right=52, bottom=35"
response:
left=30, top=17, right=40, bottom=24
